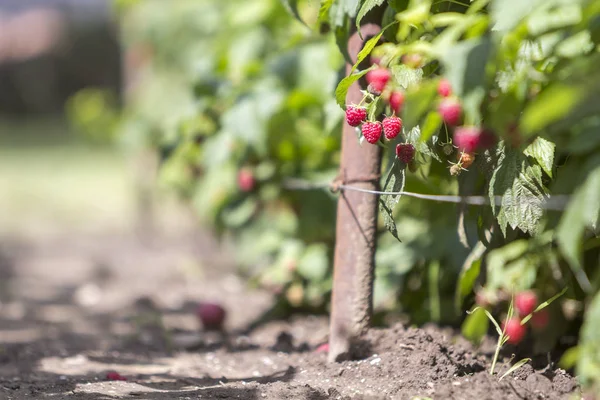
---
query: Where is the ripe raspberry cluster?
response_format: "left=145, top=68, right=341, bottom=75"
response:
left=501, top=291, right=550, bottom=345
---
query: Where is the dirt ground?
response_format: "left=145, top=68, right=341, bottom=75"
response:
left=0, top=228, right=581, bottom=400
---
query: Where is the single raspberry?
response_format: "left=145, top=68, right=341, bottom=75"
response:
left=458, top=152, right=475, bottom=169
left=480, top=128, right=498, bottom=149
left=196, top=302, right=227, bottom=331
left=502, top=317, right=526, bottom=345
left=388, top=91, right=405, bottom=114
left=382, top=116, right=402, bottom=140
left=515, top=291, right=538, bottom=316
left=438, top=79, right=452, bottom=97
left=237, top=168, right=255, bottom=192
left=438, top=98, right=462, bottom=126
left=531, top=309, right=550, bottom=330
left=315, top=343, right=329, bottom=353
left=361, top=121, right=382, bottom=144
left=106, top=372, right=127, bottom=381
left=396, top=143, right=416, bottom=164
left=345, top=105, right=367, bottom=127
left=453, top=126, right=482, bottom=153
left=366, top=67, right=391, bottom=93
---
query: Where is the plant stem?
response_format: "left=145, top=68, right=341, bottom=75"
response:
left=490, top=334, right=503, bottom=375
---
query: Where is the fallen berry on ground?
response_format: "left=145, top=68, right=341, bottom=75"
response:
left=361, top=121, right=382, bottom=144
left=237, top=169, right=255, bottom=192
left=502, top=317, right=526, bottom=344
left=315, top=343, right=329, bottom=353
left=382, top=116, right=402, bottom=140
left=106, top=372, right=127, bottom=381
left=438, top=79, right=452, bottom=97
left=515, top=291, right=538, bottom=316
left=366, top=67, right=391, bottom=93
left=196, top=302, right=227, bottom=331
left=388, top=91, right=405, bottom=114
left=345, top=105, right=367, bottom=127
left=438, top=98, right=462, bottom=126
left=396, top=143, right=416, bottom=164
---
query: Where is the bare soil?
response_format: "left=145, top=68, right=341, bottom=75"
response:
left=0, top=230, right=580, bottom=400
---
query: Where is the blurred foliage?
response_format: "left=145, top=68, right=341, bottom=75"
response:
left=68, top=0, right=600, bottom=391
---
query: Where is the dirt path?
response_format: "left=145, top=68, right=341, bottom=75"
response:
left=0, top=230, right=579, bottom=400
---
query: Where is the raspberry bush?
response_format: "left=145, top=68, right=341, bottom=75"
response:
left=68, top=0, right=600, bottom=393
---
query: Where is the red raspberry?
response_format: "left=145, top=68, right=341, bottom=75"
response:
left=453, top=126, right=482, bottom=153
left=502, top=317, right=526, bottom=344
left=345, top=106, right=367, bottom=127
left=382, top=116, right=402, bottom=140
left=396, top=143, right=415, bottom=164
left=106, top=372, right=127, bottom=381
left=438, top=98, right=462, bottom=126
left=315, top=343, right=329, bottom=353
left=237, top=168, right=255, bottom=192
left=515, top=291, right=538, bottom=316
left=388, top=91, right=405, bottom=114
left=196, top=302, right=227, bottom=331
left=361, top=121, right=382, bottom=144
left=366, top=67, right=391, bottom=93
left=458, top=152, right=475, bottom=169
left=438, top=79, right=452, bottom=97
left=531, top=309, right=550, bottom=330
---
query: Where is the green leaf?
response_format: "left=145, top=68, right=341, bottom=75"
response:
left=462, top=307, right=489, bottom=344
left=297, top=244, right=330, bottom=281
left=280, top=0, right=306, bottom=25
left=489, top=146, right=548, bottom=236
left=391, top=64, right=423, bottom=90
left=556, top=164, right=600, bottom=293
left=379, top=159, right=406, bottom=241
left=356, top=0, right=386, bottom=34
left=455, top=241, right=486, bottom=311
left=419, top=111, right=442, bottom=143
left=437, top=37, right=492, bottom=97
left=221, top=197, right=258, bottom=228
left=402, top=80, right=438, bottom=130
left=486, top=240, right=537, bottom=291
left=524, top=137, right=555, bottom=178
left=353, top=30, right=385, bottom=71
left=404, top=125, right=441, bottom=161
left=335, top=68, right=371, bottom=109
left=577, top=291, right=600, bottom=389
left=499, top=358, right=531, bottom=381
left=559, top=346, right=580, bottom=370
left=318, top=0, right=334, bottom=24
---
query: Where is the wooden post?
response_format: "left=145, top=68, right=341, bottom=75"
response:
left=328, top=24, right=382, bottom=363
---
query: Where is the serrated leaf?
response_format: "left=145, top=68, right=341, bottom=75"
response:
left=556, top=164, right=600, bottom=292
left=404, top=126, right=441, bottom=162
left=335, top=68, right=371, bottom=109
left=356, top=0, right=386, bottom=34
left=318, top=0, right=334, bottom=23
left=524, top=137, right=555, bottom=178
left=379, top=159, right=405, bottom=241
left=489, top=146, right=548, bottom=236
left=391, top=64, right=423, bottom=90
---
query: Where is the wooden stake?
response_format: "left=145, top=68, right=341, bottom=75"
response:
left=328, top=24, right=382, bottom=363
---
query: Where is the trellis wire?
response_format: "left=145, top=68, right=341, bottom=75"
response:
left=282, top=178, right=571, bottom=211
